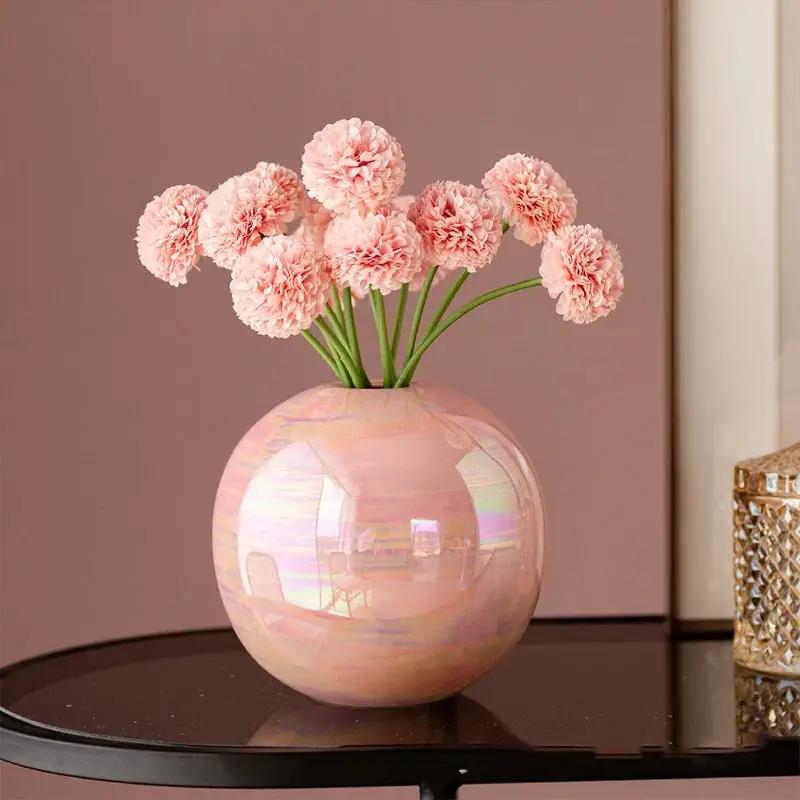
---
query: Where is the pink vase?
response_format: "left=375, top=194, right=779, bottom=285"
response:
left=212, top=382, right=545, bottom=707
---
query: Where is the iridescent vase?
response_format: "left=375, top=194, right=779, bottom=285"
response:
left=212, top=382, right=545, bottom=707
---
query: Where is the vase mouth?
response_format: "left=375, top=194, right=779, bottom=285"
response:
left=322, top=379, right=419, bottom=391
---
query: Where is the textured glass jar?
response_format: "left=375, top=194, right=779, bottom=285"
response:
left=213, top=383, right=545, bottom=707
left=735, top=666, right=800, bottom=745
left=733, top=442, right=800, bottom=677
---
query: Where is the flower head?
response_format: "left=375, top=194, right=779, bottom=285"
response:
left=539, top=224, right=623, bottom=324
left=324, top=209, right=423, bottom=296
left=252, top=161, right=305, bottom=219
left=483, top=154, right=576, bottom=246
left=230, top=235, right=332, bottom=338
left=292, top=197, right=333, bottom=249
left=383, top=194, right=415, bottom=215
left=135, top=184, right=208, bottom=286
left=383, top=193, right=443, bottom=292
left=408, top=181, right=502, bottom=273
left=302, top=118, right=406, bottom=214
left=199, top=163, right=304, bottom=270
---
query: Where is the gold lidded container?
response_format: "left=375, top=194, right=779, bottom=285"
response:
left=735, top=665, right=800, bottom=746
left=733, top=442, right=800, bottom=677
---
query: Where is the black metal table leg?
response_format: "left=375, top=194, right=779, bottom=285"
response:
left=420, top=781, right=460, bottom=799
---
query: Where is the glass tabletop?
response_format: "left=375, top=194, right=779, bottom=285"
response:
left=2, top=620, right=796, bottom=752
left=1, top=621, right=798, bottom=795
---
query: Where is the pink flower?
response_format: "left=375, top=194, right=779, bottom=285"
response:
left=199, top=163, right=304, bottom=270
left=483, top=153, right=576, bottom=246
left=230, top=235, right=332, bottom=338
left=384, top=194, right=415, bottom=215
left=324, top=209, right=423, bottom=296
left=387, top=193, right=443, bottom=291
left=302, top=118, right=406, bottom=214
left=408, top=181, right=502, bottom=273
left=292, top=197, right=333, bottom=249
left=135, top=184, right=208, bottom=286
left=252, top=161, right=305, bottom=219
left=539, top=224, right=623, bottom=324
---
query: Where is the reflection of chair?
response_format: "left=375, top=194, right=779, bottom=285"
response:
left=245, top=552, right=285, bottom=602
left=326, top=551, right=369, bottom=617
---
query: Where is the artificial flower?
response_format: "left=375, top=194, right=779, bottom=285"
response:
left=301, top=118, right=405, bottom=214
left=292, top=197, right=332, bottom=249
left=324, top=209, right=423, bottom=296
left=384, top=194, right=415, bottom=215
left=199, top=163, right=304, bottom=270
left=483, top=153, right=576, bottom=246
left=230, top=235, right=331, bottom=338
left=135, top=184, right=208, bottom=286
left=539, top=224, right=623, bottom=324
left=408, top=181, right=502, bottom=273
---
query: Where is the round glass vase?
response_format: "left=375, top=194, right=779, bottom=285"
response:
left=212, top=382, right=545, bottom=707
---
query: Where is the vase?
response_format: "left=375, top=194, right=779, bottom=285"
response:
left=212, top=382, right=545, bottom=707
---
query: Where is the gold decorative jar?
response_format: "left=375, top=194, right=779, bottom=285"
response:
left=733, top=442, right=800, bottom=677
left=735, top=666, right=800, bottom=746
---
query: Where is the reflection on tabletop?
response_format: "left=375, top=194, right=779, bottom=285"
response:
left=2, top=625, right=797, bottom=752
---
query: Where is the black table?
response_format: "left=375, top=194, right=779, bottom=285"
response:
left=1, top=620, right=798, bottom=798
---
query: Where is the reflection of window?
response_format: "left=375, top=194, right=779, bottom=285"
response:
left=411, top=518, right=440, bottom=556
left=317, top=474, right=346, bottom=540
left=316, top=475, right=347, bottom=609
left=455, top=433, right=518, bottom=548
left=245, top=552, right=285, bottom=601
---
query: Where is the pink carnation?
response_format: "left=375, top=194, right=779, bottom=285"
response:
left=483, top=153, right=576, bottom=246
left=408, top=181, right=502, bottom=273
left=324, top=209, right=423, bottom=296
left=292, top=197, right=333, bottom=249
left=253, top=161, right=305, bottom=219
left=199, top=163, right=304, bottom=270
left=384, top=194, right=415, bottom=215
left=230, top=235, right=332, bottom=338
left=302, top=118, right=406, bottom=214
left=539, top=224, right=623, bottom=324
left=390, top=194, right=444, bottom=291
left=135, top=184, right=208, bottom=286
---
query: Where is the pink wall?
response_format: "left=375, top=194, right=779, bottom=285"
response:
left=2, top=0, right=671, bottom=795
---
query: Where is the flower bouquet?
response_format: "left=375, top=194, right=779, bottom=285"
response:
left=136, top=118, right=623, bottom=390
left=135, top=119, right=624, bottom=707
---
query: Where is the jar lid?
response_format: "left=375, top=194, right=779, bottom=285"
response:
left=734, top=441, right=800, bottom=497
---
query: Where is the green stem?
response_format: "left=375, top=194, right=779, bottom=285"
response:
left=342, top=288, right=370, bottom=388
left=316, top=318, right=363, bottom=388
left=326, top=303, right=349, bottom=348
left=301, top=330, right=343, bottom=381
left=423, top=269, right=470, bottom=340
left=330, top=285, right=345, bottom=325
left=406, top=266, right=438, bottom=361
left=317, top=321, right=351, bottom=387
left=323, top=307, right=358, bottom=387
left=370, top=289, right=395, bottom=386
left=390, top=283, right=409, bottom=363
left=395, top=277, right=543, bottom=387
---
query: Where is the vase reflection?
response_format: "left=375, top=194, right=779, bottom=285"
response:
left=247, top=692, right=526, bottom=749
